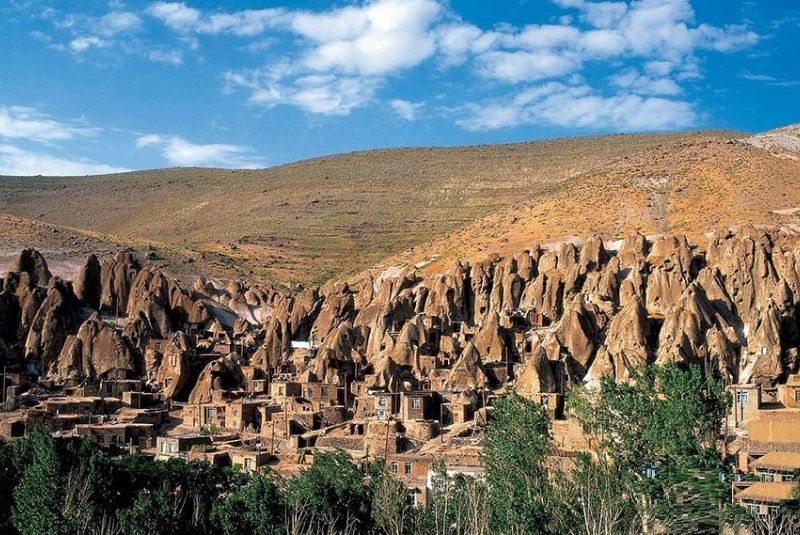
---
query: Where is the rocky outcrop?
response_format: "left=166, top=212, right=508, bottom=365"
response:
left=24, top=279, right=80, bottom=372
left=365, top=355, right=405, bottom=392
left=515, top=347, right=556, bottom=395
left=74, top=254, right=102, bottom=309
left=586, top=296, right=650, bottom=384
left=444, top=342, right=488, bottom=391
left=188, top=354, right=244, bottom=404
left=54, top=313, right=138, bottom=381
left=12, top=248, right=51, bottom=286
left=5, top=225, right=800, bottom=404
left=100, top=251, right=140, bottom=316
left=154, top=332, right=192, bottom=399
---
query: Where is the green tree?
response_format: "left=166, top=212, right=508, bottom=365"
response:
left=117, top=488, right=177, bottom=535
left=424, top=459, right=490, bottom=535
left=0, top=441, right=21, bottom=533
left=283, top=449, right=371, bottom=533
left=568, top=364, right=731, bottom=534
left=12, top=427, right=64, bottom=535
left=211, top=472, right=283, bottom=535
left=483, top=391, right=555, bottom=534
left=371, top=464, right=411, bottom=535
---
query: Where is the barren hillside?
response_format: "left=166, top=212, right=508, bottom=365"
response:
left=0, top=130, right=733, bottom=285
left=390, top=134, right=800, bottom=275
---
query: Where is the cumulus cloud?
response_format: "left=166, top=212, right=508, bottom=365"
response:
left=223, top=62, right=380, bottom=116
left=146, top=2, right=287, bottom=36
left=0, top=106, right=97, bottom=143
left=32, top=0, right=761, bottom=130
left=291, top=0, right=441, bottom=75
left=390, top=99, right=424, bottom=120
left=0, top=144, right=129, bottom=176
left=95, top=11, right=142, bottom=36
left=136, top=134, right=266, bottom=167
left=456, top=82, right=696, bottom=132
left=69, top=36, right=110, bottom=53
left=611, top=68, right=682, bottom=95
left=435, top=23, right=496, bottom=66
left=477, top=50, right=581, bottom=84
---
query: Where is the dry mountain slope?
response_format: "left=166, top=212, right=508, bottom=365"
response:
left=397, top=127, right=800, bottom=275
left=0, top=130, right=728, bottom=284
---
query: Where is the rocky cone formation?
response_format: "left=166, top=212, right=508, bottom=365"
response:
left=2, top=225, right=799, bottom=398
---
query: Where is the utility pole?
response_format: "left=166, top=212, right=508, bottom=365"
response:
left=270, top=410, right=276, bottom=455
left=383, top=418, right=391, bottom=461
left=439, top=403, right=444, bottom=443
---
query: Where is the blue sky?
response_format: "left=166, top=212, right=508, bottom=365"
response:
left=0, top=0, right=798, bottom=175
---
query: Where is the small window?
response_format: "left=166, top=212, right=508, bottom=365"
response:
left=761, top=346, right=768, bottom=356
left=170, top=354, right=177, bottom=367
left=390, top=461, right=398, bottom=474
left=540, top=395, right=550, bottom=408
left=307, top=388, right=314, bottom=398
left=404, top=461, right=412, bottom=475
left=378, top=396, right=387, bottom=407
left=737, top=390, right=749, bottom=404
left=322, top=387, right=329, bottom=396
left=244, top=458, right=253, bottom=472
left=411, top=398, right=421, bottom=410
left=161, top=442, right=168, bottom=453
left=795, top=390, right=800, bottom=403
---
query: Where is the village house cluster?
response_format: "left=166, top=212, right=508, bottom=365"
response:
left=2, top=224, right=800, bottom=515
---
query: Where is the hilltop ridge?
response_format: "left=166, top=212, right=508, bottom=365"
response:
left=0, top=129, right=734, bottom=284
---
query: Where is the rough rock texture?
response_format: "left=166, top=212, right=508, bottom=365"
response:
left=74, top=254, right=102, bottom=309
left=54, top=313, right=139, bottom=381
left=444, top=342, right=488, bottom=391
left=7, top=225, right=800, bottom=400
left=24, top=279, right=80, bottom=372
left=100, top=251, right=140, bottom=316
left=12, top=248, right=51, bottom=286
left=188, top=354, right=244, bottom=404
left=154, top=332, right=192, bottom=399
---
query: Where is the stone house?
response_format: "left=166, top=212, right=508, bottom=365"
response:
left=400, top=391, right=434, bottom=422
left=156, top=434, right=212, bottom=459
left=386, top=453, right=433, bottom=507
left=229, top=448, right=272, bottom=473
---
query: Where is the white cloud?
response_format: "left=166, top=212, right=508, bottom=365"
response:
left=33, top=0, right=760, bottom=131
left=223, top=63, right=380, bottom=116
left=136, top=134, right=265, bottom=167
left=478, top=50, right=580, bottom=84
left=145, top=2, right=200, bottom=31
left=0, top=106, right=96, bottom=143
left=147, top=48, right=183, bottom=65
left=0, top=144, right=129, bottom=176
left=292, top=0, right=442, bottom=75
left=146, top=2, right=287, bottom=36
left=435, top=23, right=497, bottom=66
left=390, top=99, right=424, bottom=121
left=611, top=68, right=682, bottom=95
left=457, top=82, right=696, bottom=132
left=69, top=36, right=110, bottom=52
left=507, top=24, right=581, bottom=50
left=135, top=134, right=163, bottom=148
left=96, top=11, right=142, bottom=36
